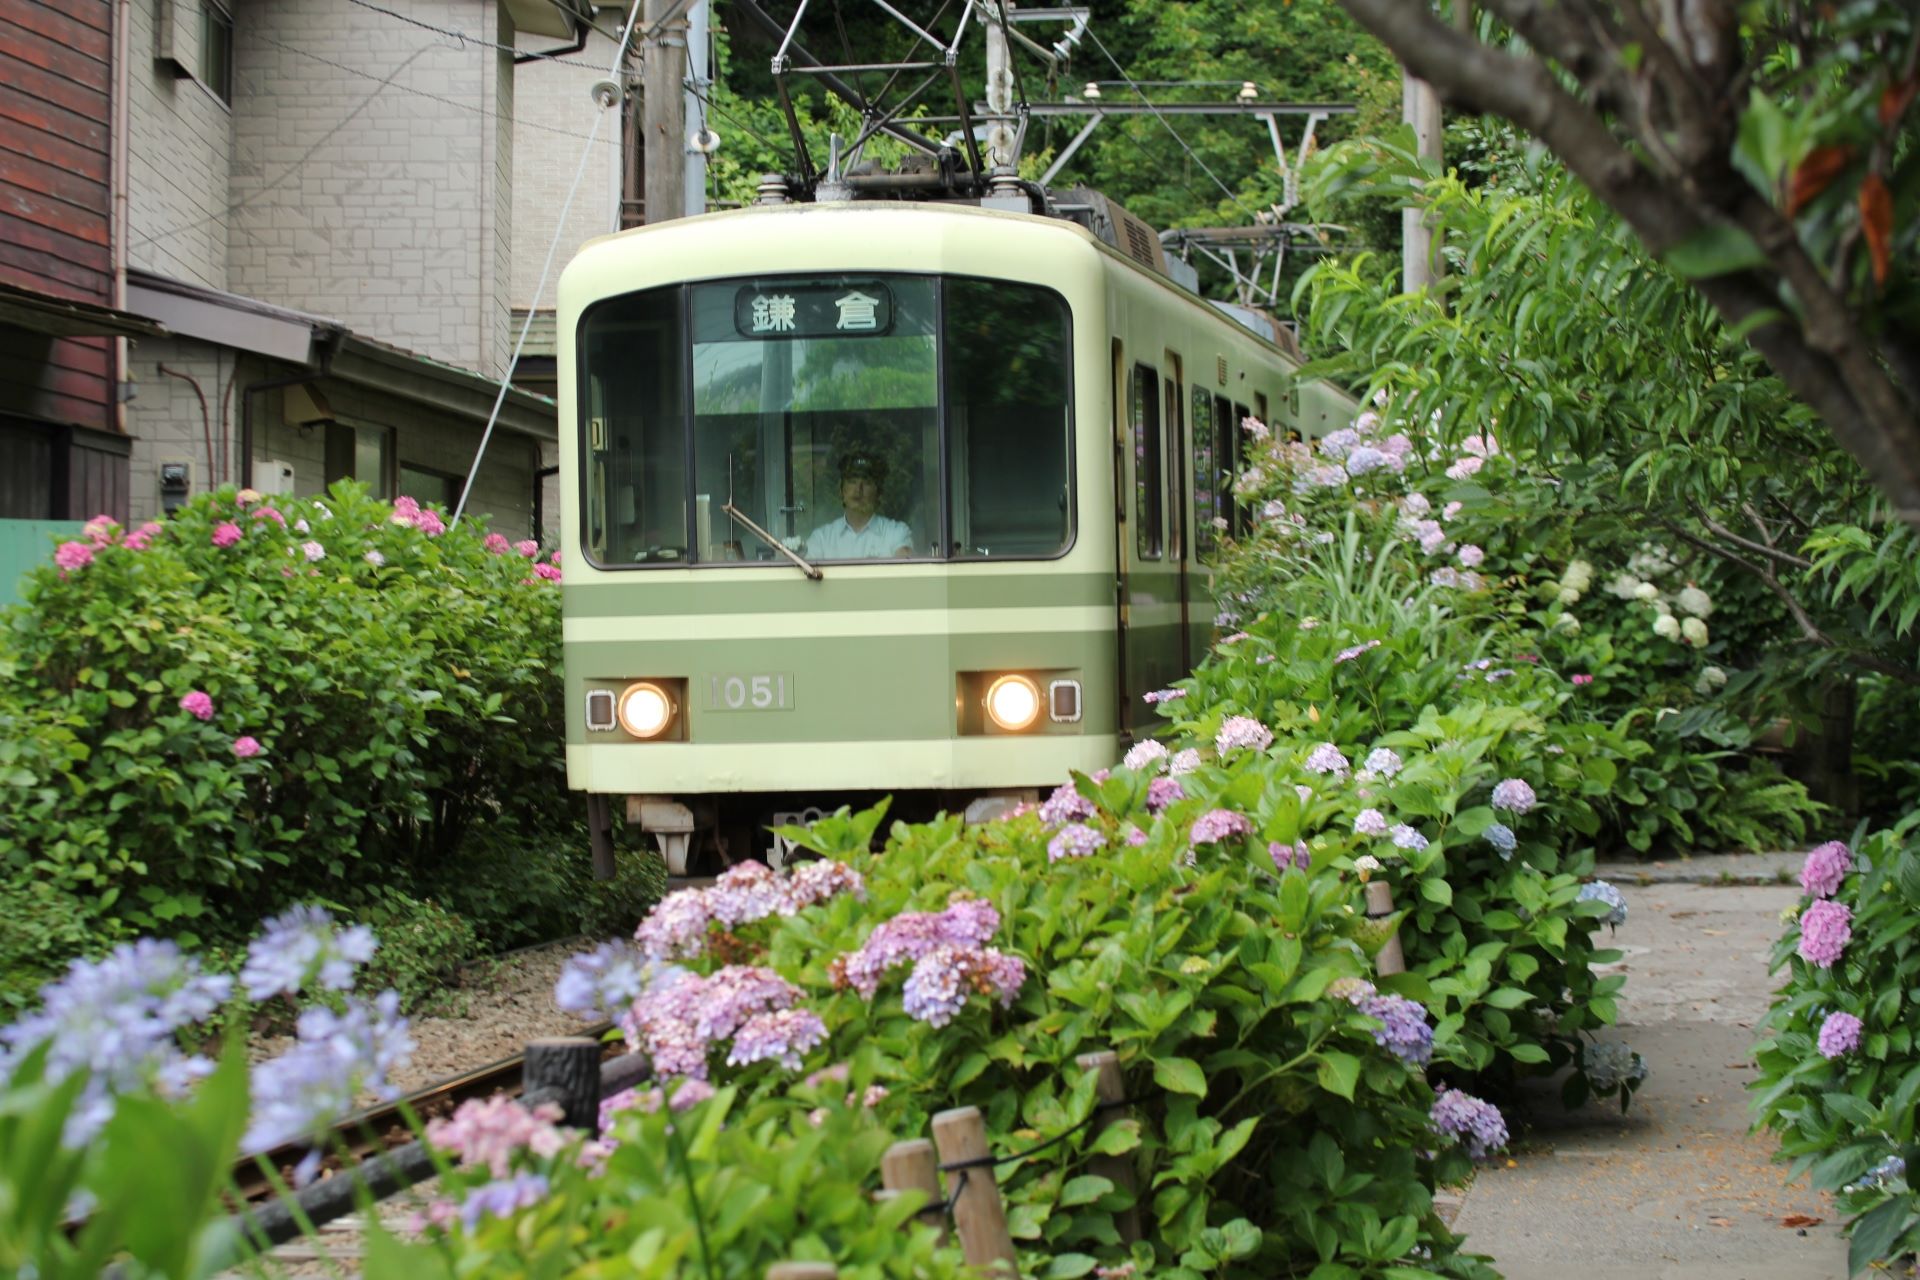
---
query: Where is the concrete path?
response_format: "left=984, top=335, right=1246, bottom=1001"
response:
left=1451, top=879, right=1847, bottom=1280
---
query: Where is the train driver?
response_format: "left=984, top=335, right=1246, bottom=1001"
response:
left=803, top=452, right=912, bottom=559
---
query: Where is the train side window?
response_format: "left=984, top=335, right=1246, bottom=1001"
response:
left=1254, top=391, right=1269, bottom=430
left=1163, top=365, right=1183, bottom=562
left=1232, top=402, right=1252, bottom=535
left=1213, top=394, right=1237, bottom=537
left=945, top=278, right=1073, bottom=558
left=1191, top=386, right=1217, bottom=559
left=578, top=286, right=688, bottom=566
left=1131, top=364, right=1162, bottom=560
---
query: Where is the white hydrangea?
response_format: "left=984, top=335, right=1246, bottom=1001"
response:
left=1557, top=586, right=1582, bottom=606
left=1695, top=665, right=1728, bottom=694
left=1675, top=586, right=1713, bottom=618
left=1560, top=559, right=1594, bottom=594
left=1652, top=613, right=1681, bottom=640
left=1681, top=616, right=1709, bottom=647
left=1633, top=582, right=1660, bottom=602
left=1607, top=573, right=1644, bottom=600
left=1554, top=613, right=1581, bottom=635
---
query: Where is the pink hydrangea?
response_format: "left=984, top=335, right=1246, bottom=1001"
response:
left=1215, top=715, right=1273, bottom=754
left=124, top=521, right=162, bottom=551
left=1571, top=673, right=1594, bottom=686
left=533, top=562, right=562, bottom=581
left=252, top=506, right=285, bottom=526
left=1189, top=809, right=1252, bottom=845
left=1796, top=900, right=1851, bottom=968
left=232, top=735, right=263, bottom=758
left=179, top=691, right=214, bottom=721
left=1816, top=1011, right=1862, bottom=1059
left=1457, top=544, right=1485, bottom=568
left=82, top=514, right=118, bottom=544
left=391, top=496, right=421, bottom=523
left=415, top=510, right=446, bottom=537
left=301, top=540, right=326, bottom=562
left=1799, top=841, right=1852, bottom=899
left=1269, top=840, right=1310, bottom=872
left=484, top=533, right=511, bottom=554
left=1353, top=808, right=1388, bottom=836
left=514, top=539, right=540, bottom=557
left=212, top=522, right=242, bottom=548
left=1047, top=823, right=1106, bottom=862
left=53, top=541, right=94, bottom=571
left=425, top=1096, right=571, bottom=1177
left=1146, top=776, right=1185, bottom=814
left=830, top=897, right=1003, bottom=1000
left=1491, top=778, right=1537, bottom=814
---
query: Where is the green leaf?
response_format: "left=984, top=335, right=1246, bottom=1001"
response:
left=1153, top=1057, right=1208, bottom=1097
left=1059, top=1175, right=1116, bottom=1207
left=1663, top=223, right=1768, bottom=279
left=1046, top=1254, right=1099, bottom=1279
left=1316, top=1051, right=1361, bottom=1100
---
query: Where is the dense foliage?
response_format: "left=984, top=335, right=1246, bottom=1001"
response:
left=0, top=487, right=655, bottom=1005
left=1753, top=822, right=1920, bottom=1275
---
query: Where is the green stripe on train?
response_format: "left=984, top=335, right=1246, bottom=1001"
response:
left=561, top=571, right=1115, bottom=617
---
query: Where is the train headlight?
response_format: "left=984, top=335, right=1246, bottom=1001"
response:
left=617, top=681, right=676, bottom=738
left=984, top=674, right=1042, bottom=732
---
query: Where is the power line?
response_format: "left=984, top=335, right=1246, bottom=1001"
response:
left=343, top=0, right=694, bottom=71
left=1082, top=28, right=1256, bottom=219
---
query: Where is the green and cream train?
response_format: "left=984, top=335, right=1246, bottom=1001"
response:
left=556, top=197, right=1355, bottom=870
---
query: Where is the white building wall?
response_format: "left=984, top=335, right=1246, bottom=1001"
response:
left=510, top=27, right=625, bottom=311
left=127, top=0, right=234, bottom=287
left=224, top=0, right=515, bottom=375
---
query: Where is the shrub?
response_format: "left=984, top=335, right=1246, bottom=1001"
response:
left=1753, top=819, right=1920, bottom=1274
left=0, top=485, right=577, bottom=959
left=574, top=848, right=671, bottom=940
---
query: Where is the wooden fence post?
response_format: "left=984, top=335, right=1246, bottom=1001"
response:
left=1075, top=1050, right=1141, bottom=1244
left=881, top=1138, right=949, bottom=1241
left=930, top=1107, right=1018, bottom=1275
left=524, top=1037, right=603, bottom=1132
left=1365, top=881, right=1406, bottom=976
left=766, top=1265, right=837, bottom=1280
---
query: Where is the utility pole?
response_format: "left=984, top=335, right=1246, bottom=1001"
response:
left=642, top=0, right=688, bottom=224
left=683, top=0, right=711, bottom=216
left=983, top=2, right=1015, bottom=168
left=1400, top=72, right=1439, bottom=291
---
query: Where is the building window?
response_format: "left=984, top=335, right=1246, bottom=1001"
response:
left=399, top=463, right=460, bottom=510
left=200, top=0, right=232, bottom=103
left=324, top=423, right=393, bottom=498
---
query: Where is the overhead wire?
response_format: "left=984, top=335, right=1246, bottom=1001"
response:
left=1081, top=27, right=1257, bottom=219
left=343, top=0, right=695, bottom=71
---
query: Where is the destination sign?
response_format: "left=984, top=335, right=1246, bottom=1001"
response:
left=733, top=283, right=894, bottom=339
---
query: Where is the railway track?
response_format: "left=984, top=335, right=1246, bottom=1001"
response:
left=232, top=1020, right=617, bottom=1205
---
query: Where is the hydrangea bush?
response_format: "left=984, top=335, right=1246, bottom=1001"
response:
left=0, top=484, right=628, bottom=996
left=1753, top=822, right=1920, bottom=1274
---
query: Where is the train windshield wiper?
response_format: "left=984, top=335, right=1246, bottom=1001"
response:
left=722, top=501, right=823, bottom=580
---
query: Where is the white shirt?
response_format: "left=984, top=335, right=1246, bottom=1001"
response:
left=804, top=514, right=913, bottom=559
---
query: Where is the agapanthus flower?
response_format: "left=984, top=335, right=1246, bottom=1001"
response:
left=53, top=540, right=95, bottom=571
left=1388, top=824, right=1429, bottom=852
left=1800, top=841, right=1853, bottom=899
left=1303, top=743, right=1350, bottom=777
left=179, top=690, right=215, bottom=721
left=1189, top=809, right=1252, bottom=846
left=1483, top=823, right=1517, bottom=859
left=0, top=940, right=233, bottom=1145
left=1358, top=994, right=1433, bottom=1065
left=245, top=991, right=413, bottom=1171
left=1123, top=739, right=1170, bottom=771
left=1334, top=640, right=1381, bottom=664
left=241, top=905, right=378, bottom=1001
left=1215, top=715, right=1273, bottom=754
left=1816, top=1011, right=1863, bottom=1060
left=1362, top=748, right=1403, bottom=779
left=1039, top=781, right=1097, bottom=825
left=554, top=940, right=677, bottom=1019
left=1491, top=778, right=1536, bottom=814
left=1796, top=900, right=1852, bottom=968
left=1430, top=1088, right=1508, bottom=1158
left=1048, top=823, right=1106, bottom=862
left=1578, top=880, right=1628, bottom=927
left=1353, top=808, right=1389, bottom=837
left=232, top=735, right=263, bottom=759
left=1581, top=1041, right=1649, bottom=1092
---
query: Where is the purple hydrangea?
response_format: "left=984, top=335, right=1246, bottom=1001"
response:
left=245, top=991, right=414, bottom=1171
left=1303, top=743, right=1350, bottom=777
left=832, top=897, right=1003, bottom=999
left=0, top=939, right=234, bottom=1146
left=1048, top=823, right=1107, bottom=862
left=899, top=946, right=1026, bottom=1027
left=1388, top=823, right=1429, bottom=852
left=725, top=1008, right=830, bottom=1070
left=1122, top=739, right=1170, bottom=771
left=240, top=905, right=378, bottom=1001
left=1483, top=822, right=1517, bottom=859
left=1353, top=808, right=1389, bottom=837
left=1578, top=880, right=1627, bottom=926
left=1216, top=715, right=1274, bottom=754
left=785, top=859, right=866, bottom=909
left=1361, top=748, right=1403, bottom=779
left=1334, top=640, right=1381, bottom=664
left=1491, top=778, right=1537, bottom=814
left=458, top=1172, right=549, bottom=1231
left=1816, top=1011, right=1863, bottom=1060
left=1039, top=781, right=1097, bottom=825
left=1190, top=809, right=1253, bottom=845
left=1430, top=1087, right=1509, bottom=1158
left=1269, top=840, right=1310, bottom=873
left=1797, top=900, right=1852, bottom=968
left=1358, top=994, right=1433, bottom=1066
left=704, top=861, right=795, bottom=929
left=634, top=888, right=716, bottom=962
left=1142, top=688, right=1187, bottom=705
left=621, top=964, right=803, bottom=1079
left=1799, top=841, right=1853, bottom=899
left=1146, top=776, right=1186, bottom=814
left=1168, top=748, right=1202, bottom=776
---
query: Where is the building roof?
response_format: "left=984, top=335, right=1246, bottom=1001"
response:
left=126, top=270, right=556, bottom=441
left=0, top=281, right=169, bottom=340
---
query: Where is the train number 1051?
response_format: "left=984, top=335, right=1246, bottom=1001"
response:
left=705, top=673, right=793, bottom=712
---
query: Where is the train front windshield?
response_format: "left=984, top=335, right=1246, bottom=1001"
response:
left=578, top=275, right=1073, bottom=567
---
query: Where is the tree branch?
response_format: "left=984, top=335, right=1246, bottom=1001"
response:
left=1687, top=502, right=1814, bottom=568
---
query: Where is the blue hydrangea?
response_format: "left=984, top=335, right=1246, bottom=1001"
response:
left=1581, top=1041, right=1648, bottom=1093
left=1430, top=1088, right=1508, bottom=1158
left=1483, top=822, right=1517, bottom=859
left=1578, top=880, right=1628, bottom=927
left=1359, top=994, right=1433, bottom=1066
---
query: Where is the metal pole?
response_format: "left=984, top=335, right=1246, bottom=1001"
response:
left=1400, top=68, right=1439, bottom=292
left=983, top=1, right=1014, bottom=166
left=644, top=0, right=688, bottom=224
left=683, top=0, right=709, bottom=216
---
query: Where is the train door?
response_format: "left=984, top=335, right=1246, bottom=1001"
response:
left=1163, top=351, right=1193, bottom=675
left=1119, top=357, right=1180, bottom=731
left=1213, top=394, right=1240, bottom=536
left=1190, top=383, right=1221, bottom=656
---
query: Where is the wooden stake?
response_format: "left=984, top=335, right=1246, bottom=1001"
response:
left=766, top=1265, right=837, bottom=1280
left=523, top=1037, right=603, bottom=1132
left=930, top=1107, right=1017, bottom=1275
left=1075, top=1050, right=1141, bottom=1243
left=881, top=1138, right=948, bottom=1241
left=1365, top=881, right=1406, bottom=976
